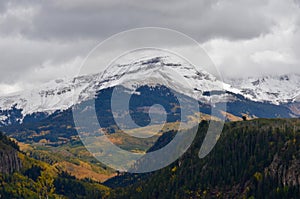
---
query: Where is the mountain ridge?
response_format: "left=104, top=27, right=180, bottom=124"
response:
left=0, top=56, right=299, bottom=126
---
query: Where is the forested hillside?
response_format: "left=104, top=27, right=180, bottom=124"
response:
left=0, top=132, right=110, bottom=199
left=1, top=119, right=300, bottom=198
left=109, top=119, right=300, bottom=198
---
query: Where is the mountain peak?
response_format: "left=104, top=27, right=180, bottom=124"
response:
left=228, top=74, right=300, bottom=104
left=0, top=57, right=299, bottom=126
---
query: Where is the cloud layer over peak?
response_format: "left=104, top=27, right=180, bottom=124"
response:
left=0, top=0, right=300, bottom=94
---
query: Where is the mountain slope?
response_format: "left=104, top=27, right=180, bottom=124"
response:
left=108, top=119, right=300, bottom=199
left=0, top=132, right=111, bottom=199
left=0, top=56, right=299, bottom=127
left=227, top=74, right=300, bottom=105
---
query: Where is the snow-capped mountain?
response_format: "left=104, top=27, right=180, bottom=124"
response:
left=0, top=56, right=233, bottom=124
left=0, top=56, right=299, bottom=126
left=227, top=74, right=300, bottom=105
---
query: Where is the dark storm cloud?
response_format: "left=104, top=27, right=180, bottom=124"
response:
left=1, top=0, right=275, bottom=42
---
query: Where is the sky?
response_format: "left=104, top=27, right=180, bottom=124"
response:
left=0, top=0, right=300, bottom=94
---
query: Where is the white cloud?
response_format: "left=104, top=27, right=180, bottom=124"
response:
left=251, top=50, right=297, bottom=65
left=0, top=83, right=22, bottom=95
left=202, top=0, right=300, bottom=79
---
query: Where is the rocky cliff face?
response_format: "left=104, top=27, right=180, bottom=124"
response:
left=265, top=146, right=300, bottom=187
left=0, top=136, right=22, bottom=174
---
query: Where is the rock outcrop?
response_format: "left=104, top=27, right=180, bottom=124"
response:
left=264, top=142, right=300, bottom=187
left=0, top=135, right=22, bottom=174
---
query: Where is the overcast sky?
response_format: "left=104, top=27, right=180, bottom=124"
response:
left=0, top=0, right=300, bottom=94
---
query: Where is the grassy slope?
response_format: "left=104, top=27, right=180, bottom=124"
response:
left=19, top=140, right=116, bottom=182
left=1, top=135, right=112, bottom=198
